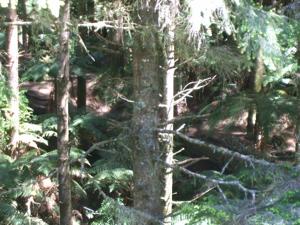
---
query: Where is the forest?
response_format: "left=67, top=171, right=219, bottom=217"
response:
left=0, top=0, right=300, bottom=224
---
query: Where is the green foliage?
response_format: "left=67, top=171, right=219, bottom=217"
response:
left=234, top=1, right=299, bottom=85
left=87, top=164, right=133, bottom=193
left=0, top=74, right=34, bottom=150
left=207, top=92, right=299, bottom=139
left=70, top=113, right=110, bottom=140
left=89, top=198, right=137, bottom=225
left=0, top=75, right=11, bottom=148
left=248, top=190, right=300, bottom=225
left=0, top=202, right=48, bottom=225
left=173, top=196, right=231, bottom=225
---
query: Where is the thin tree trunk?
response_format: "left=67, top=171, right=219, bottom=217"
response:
left=253, top=47, right=264, bottom=151
left=77, top=76, right=86, bottom=111
left=132, top=1, right=163, bottom=224
left=6, top=0, right=19, bottom=155
left=76, top=0, right=94, bottom=112
left=57, top=0, right=72, bottom=224
left=160, top=0, right=178, bottom=224
left=246, top=47, right=264, bottom=150
left=296, top=118, right=300, bottom=152
left=19, top=0, right=29, bottom=56
left=109, top=0, right=124, bottom=73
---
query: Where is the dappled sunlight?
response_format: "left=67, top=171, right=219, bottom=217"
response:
left=186, top=0, right=234, bottom=47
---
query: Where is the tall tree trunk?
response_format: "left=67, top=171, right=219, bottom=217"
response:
left=132, top=1, right=178, bottom=224
left=76, top=0, right=94, bottom=112
left=132, top=1, right=163, bottom=224
left=6, top=0, right=19, bottom=155
left=112, top=0, right=124, bottom=72
left=19, top=0, right=29, bottom=56
left=77, top=76, right=86, bottom=112
left=246, top=47, right=264, bottom=150
left=253, top=47, right=264, bottom=151
left=160, top=0, right=178, bottom=224
left=295, top=41, right=300, bottom=152
left=296, top=117, right=300, bottom=152
left=57, top=0, right=72, bottom=224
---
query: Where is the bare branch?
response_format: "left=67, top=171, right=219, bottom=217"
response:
left=160, top=113, right=209, bottom=126
left=172, top=76, right=216, bottom=106
left=165, top=161, right=256, bottom=198
left=177, top=157, right=209, bottom=167
left=3, top=21, right=33, bottom=26
left=77, top=21, right=134, bottom=31
left=158, top=129, right=273, bottom=167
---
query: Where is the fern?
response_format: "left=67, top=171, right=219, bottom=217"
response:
left=0, top=202, right=48, bottom=225
left=87, top=162, right=133, bottom=193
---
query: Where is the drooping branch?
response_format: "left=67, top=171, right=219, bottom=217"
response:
left=158, top=129, right=274, bottom=167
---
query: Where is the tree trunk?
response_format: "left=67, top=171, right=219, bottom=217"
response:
left=57, top=0, right=72, bottom=224
left=76, top=0, right=94, bottom=112
left=19, top=0, right=29, bottom=56
left=77, top=76, right=86, bottom=112
left=246, top=47, right=264, bottom=150
left=132, top=1, right=163, bottom=224
left=296, top=113, right=300, bottom=152
left=112, top=0, right=124, bottom=72
left=253, top=47, right=265, bottom=151
left=132, top=1, right=178, bottom=224
left=160, top=0, right=178, bottom=224
left=6, top=0, right=19, bottom=155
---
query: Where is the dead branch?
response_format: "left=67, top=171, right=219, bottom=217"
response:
left=166, top=161, right=256, bottom=199
left=172, top=76, right=216, bottom=106
left=160, top=113, right=209, bottom=126
left=77, top=21, right=134, bottom=31
left=176, top=157, right=209, bottom=167
left=158, top=129, right=273, bottom=167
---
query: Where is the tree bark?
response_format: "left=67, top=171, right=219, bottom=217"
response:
left=19, top=0, right=29, bottom=56
left=160, top=0, right=178, bottom=224
left=6, top=0, right=19, bottom=155
left=76, top=0, right=95, bottom=112
left=246, top=47, right=265, bottom=150
left=112, top=0, right=124, bottom=72
left=132, top=1, right=163, bottom=224
left=57, top=0, right=72, bottom=224
left=77, top=76, right=86, bottom=112
left=132, top=1, right=178, bottom=224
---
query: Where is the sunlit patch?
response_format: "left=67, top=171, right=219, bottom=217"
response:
left=186, top=0, right=235, bottom=48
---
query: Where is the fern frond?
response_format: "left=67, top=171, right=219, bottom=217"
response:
left=0, top=202, right=48, bottom=225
